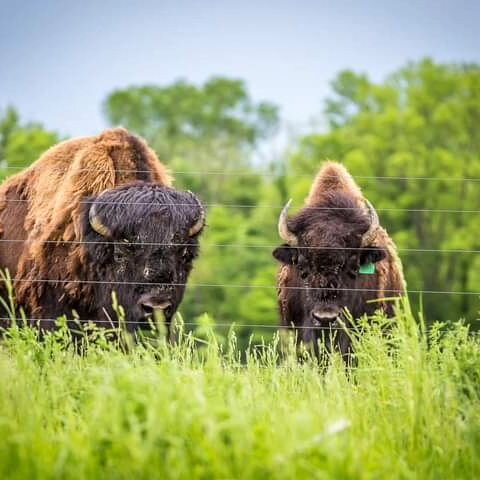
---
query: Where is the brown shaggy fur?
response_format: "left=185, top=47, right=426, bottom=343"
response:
left=306, top=161, right=364, bottom=207
left=0, top=128, right=172, bottom=319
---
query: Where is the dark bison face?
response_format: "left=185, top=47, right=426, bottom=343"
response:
left=82, top=183, right=205, bottom=330
left=273, top=192, right=386, bottom=325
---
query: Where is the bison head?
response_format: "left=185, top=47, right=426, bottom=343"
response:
left=82, top=183, right=205, bottom=330
left=273, top=192, right=386, bottom=326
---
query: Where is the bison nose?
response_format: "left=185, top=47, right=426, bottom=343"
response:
left=140, top=301, right=172, bottom=318
left=312, top=309, right=339, bottom=325
left=138, top=294, right=172, bottom=318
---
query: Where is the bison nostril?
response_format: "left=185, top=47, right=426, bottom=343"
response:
left=141, top=303, right=154, bottom=316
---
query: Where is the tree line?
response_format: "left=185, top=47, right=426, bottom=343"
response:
left=1, top=59, right=479, bottom=341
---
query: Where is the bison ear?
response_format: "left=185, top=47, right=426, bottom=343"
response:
left=360, top=246, right=387, bottom=265
left=273, top=245, right=298, bottom=265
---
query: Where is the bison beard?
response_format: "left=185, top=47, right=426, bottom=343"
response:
left=273, top=162, right=405, bottom=362
left=0, top=128, right=205, bottom=336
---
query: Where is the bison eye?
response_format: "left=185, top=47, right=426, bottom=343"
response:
left=181, top=246, right=194, bottom=262
left=298, top=267, right=308, bottom=280
left=114, top=242, right=135, bottom=261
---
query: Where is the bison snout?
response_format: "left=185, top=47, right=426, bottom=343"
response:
left=312, top=308, right=340, bottom=325
left=138, top=293, right=172, bottom=318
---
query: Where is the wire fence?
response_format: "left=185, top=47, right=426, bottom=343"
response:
left=3, top=277, right=477, bottom=296
left=0, top=238, right=477, bottom=254
left=0, top=168, right=479, bottom=336
left=2, top=197, right=480, bottom=214
left=0, top=317, right=355, bottom=330
left=2, top=316, right=477, bottom=334
left=2, top=165, right=480, bottom=182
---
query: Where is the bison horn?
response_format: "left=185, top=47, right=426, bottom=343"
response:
left=361, top=199, right=379, bottom=246
left=89, top=203, right=111, bottom=237
left=189, top=204, right=205, bottom=237
left=278, top=199, right=297, bottom=246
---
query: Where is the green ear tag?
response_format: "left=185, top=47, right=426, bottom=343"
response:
left=359, top=262, right=376, bottom=275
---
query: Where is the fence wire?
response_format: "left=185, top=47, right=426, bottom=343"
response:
left=1, top=197, right=480, bottom=214
left=0, top=169, right=478, bottom=330
left=3, top=277, right=479, bottom=296
left=2, top=166, right=480, bottom=182
left=1, top=316, right=477, bottom=332
left=0, top=238, right=477, bottom=254
left=0, top=317, right=349, bottom=330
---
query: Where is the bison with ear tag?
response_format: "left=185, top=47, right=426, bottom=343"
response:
left=273, top=161, right=405, bottom=362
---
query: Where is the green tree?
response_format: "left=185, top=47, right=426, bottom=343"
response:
left=183, top=180, right=283, bottom=346
left=103, top=77, right=279, bottom=204
left=104, top=77, right=278, bottom=156
left=0, top=106, right=59, bottom=179
left=289, top=59, right=480, bottom=324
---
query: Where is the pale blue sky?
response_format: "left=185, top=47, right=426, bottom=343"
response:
left=1, top=0, right=479, bottom=137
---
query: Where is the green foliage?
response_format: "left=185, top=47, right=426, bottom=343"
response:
left=104, top=77, right=279, bottom=205
left=0, top=309, right=479, bottom=479
left=1, top=62, right=480, bottom=477
left=0, top=106, right=59, bottom=180
left=101, top=63, right=480, bottom=336
left=3, top=60, right=480, bottom=340
left=105, top=77, right=278, bottom=156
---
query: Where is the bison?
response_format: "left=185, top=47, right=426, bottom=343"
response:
left=273, top=162, right=405, bottom=360
left=0, top=128, right=205, bottom=335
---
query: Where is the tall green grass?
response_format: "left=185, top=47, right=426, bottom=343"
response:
left=0, top=307, right=479, bottom=479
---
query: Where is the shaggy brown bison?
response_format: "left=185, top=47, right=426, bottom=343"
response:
left=0, top=128, right=205, bottom=333
left=273, top=162, right=405, bottom=360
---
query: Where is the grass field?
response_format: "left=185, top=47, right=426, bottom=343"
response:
left=0, top=307, right=479, bottom=479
